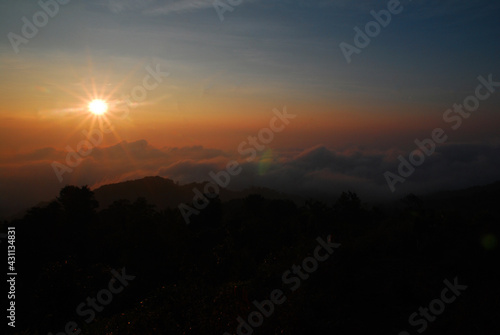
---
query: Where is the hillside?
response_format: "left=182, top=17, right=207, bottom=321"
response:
left=92, top=176, right=305, bottom=210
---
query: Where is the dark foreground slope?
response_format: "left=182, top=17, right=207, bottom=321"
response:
left=2, top=180, right=499, bottom=335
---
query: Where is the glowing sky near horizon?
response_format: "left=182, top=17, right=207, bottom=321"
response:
left=1, top=0, right=499, bottom=151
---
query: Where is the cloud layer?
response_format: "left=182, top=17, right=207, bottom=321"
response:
left=2, top=139, right=500, bottom=218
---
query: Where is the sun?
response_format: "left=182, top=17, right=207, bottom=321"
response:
left=88, top=99, right=108, bottom=115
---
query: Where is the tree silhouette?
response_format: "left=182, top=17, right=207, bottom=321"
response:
left=57, top=185, right=98, bottom=224
left=334, top=191, right=361, bottom=216
left=7, top=181, right=500, bottom=335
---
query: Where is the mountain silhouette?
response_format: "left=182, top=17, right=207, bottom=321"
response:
left=92, top=176, right=305, bottom=211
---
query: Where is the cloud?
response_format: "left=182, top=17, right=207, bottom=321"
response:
left=106, top=0, right=156, bottom=13
left=1, top=140, right=500, bottom=219
left=143, top=0, right=215, bottom=16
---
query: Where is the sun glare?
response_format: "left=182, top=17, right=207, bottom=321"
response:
left=88, top=99, right=108, bottom=115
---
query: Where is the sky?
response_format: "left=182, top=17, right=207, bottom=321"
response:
left=1, top=0, right=500, bottom=217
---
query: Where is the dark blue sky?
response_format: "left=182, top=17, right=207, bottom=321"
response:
left=2, top=0, right=499, bottom=107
